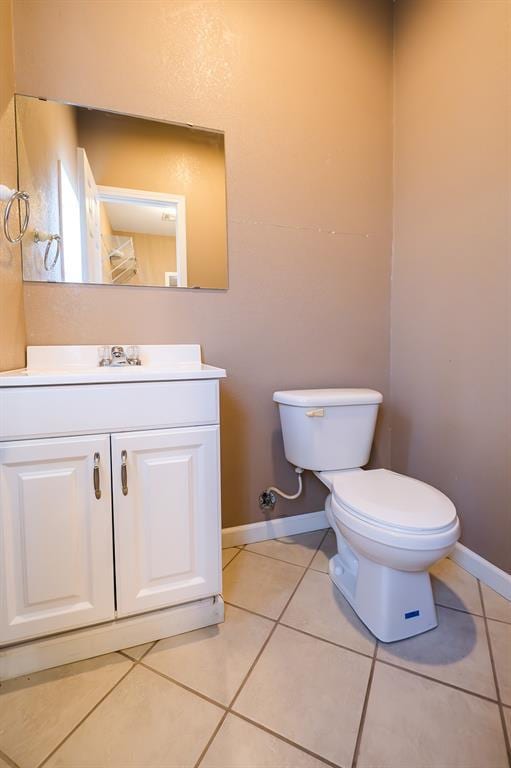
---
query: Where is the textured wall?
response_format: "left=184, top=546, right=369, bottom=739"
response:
left=14, top=0, right=393, bottom=528
left=0, top=0, right=25, bottom=371
left=392, top=0, right=511, bottom=571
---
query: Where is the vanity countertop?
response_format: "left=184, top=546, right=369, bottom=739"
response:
left=0, top=345, right=226, bottom=387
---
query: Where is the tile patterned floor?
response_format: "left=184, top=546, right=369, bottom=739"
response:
left=1, top=530, right=510, bottom=768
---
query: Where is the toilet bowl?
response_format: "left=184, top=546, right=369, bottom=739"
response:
left=273, top=389, right=461, bottom=642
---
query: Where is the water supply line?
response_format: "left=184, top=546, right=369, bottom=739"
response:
left=259, top=467, right=304, bottom=510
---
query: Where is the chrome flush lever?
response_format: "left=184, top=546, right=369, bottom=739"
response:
left=121, top=450, right=128, bottom=496
left=93, top=452, right=101, bottom=500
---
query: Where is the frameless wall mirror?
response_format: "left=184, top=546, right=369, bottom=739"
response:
left=15, top=95, right=228, bottom=289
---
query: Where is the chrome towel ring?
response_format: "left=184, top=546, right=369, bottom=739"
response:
left=0, top=184, right=31, bottom=244
left=34, top=230, right=61, bottom=271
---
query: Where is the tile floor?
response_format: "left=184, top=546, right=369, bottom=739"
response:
left=1, top=529, right=510, bottom=768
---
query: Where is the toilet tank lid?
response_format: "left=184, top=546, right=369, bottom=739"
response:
left=273, top=388, right=383, bottom=407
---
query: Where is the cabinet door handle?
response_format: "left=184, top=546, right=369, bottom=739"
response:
left=121, top=450, right=128, bottom=496
left=93, top=452, right=101, bottom=500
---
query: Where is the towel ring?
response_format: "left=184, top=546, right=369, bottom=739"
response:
left=3, top=189, right=30, bottom=244
left=34, top=231, right=61, bottom=271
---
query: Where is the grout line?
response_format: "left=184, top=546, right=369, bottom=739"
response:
left=224, top=599, right=503, bottom=706
left=309, top=565, right=331, bottom=574
left=434, top=601, right=485, bottom=619
left=222, top=598, right=279, bottom=622
left=279, top=620, right=374, bottom=660
left=192, top=710, right=229, bottom=768
left=138, top=661, right=229, bottom=711
left=478, top=580, right=511, bottom=766
left=375, top=656, right=501, bottom=706
left=229, top=711, right=340, bottom=768
left=434, top=600, right=511, bottom=626
left=351, top=640, right=379, bottom=768
left=118, top=639, right=157, bottom=662
left=227, top=562, right=310, bottom=711
left=194, top=531, right=332, bottom=767
left=36, top=660, right=137, bottom=768
left=227, top=545, right=310, bottom=570
left=222, top=546, right=243, bottom=570
left=0, top=748, right=21, bottom=768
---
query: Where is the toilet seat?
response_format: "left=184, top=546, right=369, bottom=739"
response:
left=330, top=469, right=460, bottom=550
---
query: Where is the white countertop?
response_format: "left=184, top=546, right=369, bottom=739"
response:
left=0, top=345, right=226, bottom=387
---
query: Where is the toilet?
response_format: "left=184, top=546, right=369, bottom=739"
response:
left=273, top=388, right=460, bottom=642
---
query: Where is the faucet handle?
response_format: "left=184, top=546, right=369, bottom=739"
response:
left=98, top=345, right=111, bottom=367
left=126, top=345, right=142, bottom=366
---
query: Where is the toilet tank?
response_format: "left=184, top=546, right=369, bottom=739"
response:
left=273, top=389, right=383, bottom=471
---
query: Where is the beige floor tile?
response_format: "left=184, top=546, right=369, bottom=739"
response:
left=481, top=584, right=511, bottom=623
left=233, top=624, right=371, bottom=767
left=201, top=713, right=328, bottom=768
left=358, top=662, right=508, bottom=768
left=282, top=568, right=375, bottom=655
left=223, top=550, right=304, bottom=619
left=121, top=642, right=154, bottom=660
left=0, top=653, right=131, bottom=768
left=377, top=605, right=496, bottom=698
left=0, top=755, right=14, bottom=768
left=245, top=531, right=326, bottom=567
left=45, top=665, right=223, bottom=767
left=143, top=604, right=274, bottom=705
left=309, top=529, right=336, bottom=573
left=222, top=547, right=241, bottom=569
left=487, top=619, right=511, bottom=705
left=430, top=558, right=483, bottom=614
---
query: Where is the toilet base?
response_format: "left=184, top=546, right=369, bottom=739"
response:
left=329, top=549, right=438, bottom=643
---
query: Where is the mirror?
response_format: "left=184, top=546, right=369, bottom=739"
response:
left=15, top=95, right=228, bottom=289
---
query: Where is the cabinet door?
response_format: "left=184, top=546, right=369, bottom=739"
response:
left=111, top=426, right=221, bottom=617
left=0, top=435, right=115, bottom=645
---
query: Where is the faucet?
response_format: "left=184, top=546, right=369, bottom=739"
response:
left=98, top=345, right=142, bottom=366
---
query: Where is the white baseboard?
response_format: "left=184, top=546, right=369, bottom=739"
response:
left=222, top=510, right=328, bottom=548
left=0, top=596, right=224, bottom=681
left=450, top=543, right=511, bottom=601
left=221, top=514, right=511, bottom=604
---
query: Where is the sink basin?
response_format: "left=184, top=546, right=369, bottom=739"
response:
left=0, top=345, right=226, bottom=386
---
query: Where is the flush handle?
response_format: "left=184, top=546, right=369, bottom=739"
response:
left=121, top=450, right=128, bottom=496
left=306, top=408, right=324, bottom=417
left=93, top=452, right=101, bottom=500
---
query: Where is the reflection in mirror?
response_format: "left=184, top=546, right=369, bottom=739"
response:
left=16, top=95, right=228, bottom=289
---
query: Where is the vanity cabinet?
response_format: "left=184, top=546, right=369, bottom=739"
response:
left=0, top=435, right=115, bottom=644
left=0, top=425, right=221, bottom=646
left=0, top=346, right=225, bottom=678
left=112, top=426, right=220, bottom=617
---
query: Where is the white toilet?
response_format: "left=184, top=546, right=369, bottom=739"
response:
left=273, top=388, right=460, bottom=642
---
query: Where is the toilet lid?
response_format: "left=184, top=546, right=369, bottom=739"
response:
left=332, top=469, right=457, bottom=533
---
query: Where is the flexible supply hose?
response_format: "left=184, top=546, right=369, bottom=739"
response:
left=266, top=467, right=304, bottom=500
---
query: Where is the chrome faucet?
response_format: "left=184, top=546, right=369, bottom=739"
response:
left=98, top=345, right=142, bottom=366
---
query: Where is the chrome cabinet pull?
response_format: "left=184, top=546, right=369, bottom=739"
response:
left=121, top=450, right=128, bottom=496
left=93, top=452, right=101, bottom=499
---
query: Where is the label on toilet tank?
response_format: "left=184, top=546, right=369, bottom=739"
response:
left=404, top=610, right=420, bottom=619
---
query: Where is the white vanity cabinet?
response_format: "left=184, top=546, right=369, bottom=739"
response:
left=0, top=435, right=115, bottom=644
left=0, top=344, right=226, bottom=680
left=111, top=426, right=220, bottom=617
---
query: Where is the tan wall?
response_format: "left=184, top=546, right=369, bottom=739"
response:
left=16, top=98, right=79, bottom=281
left=0, top=0, right=25, bottom=371
left=392, top=1, right=511, bottom=571
left=77, top=110, right=227, bottom=289
left=113, top=231, right=177, bottom=286
left=14, top=0, right=393, bottom=528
